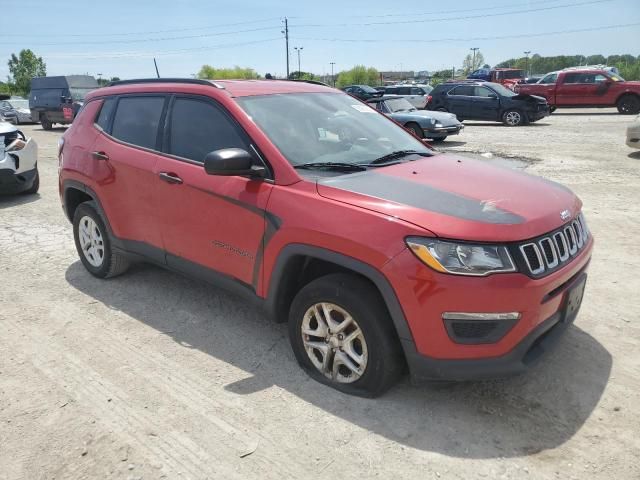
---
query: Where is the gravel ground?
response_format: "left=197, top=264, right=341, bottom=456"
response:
left=1, top=109, right=639, bottom=480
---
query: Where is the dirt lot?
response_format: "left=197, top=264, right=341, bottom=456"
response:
left=1, top=109, right=639, bottom=480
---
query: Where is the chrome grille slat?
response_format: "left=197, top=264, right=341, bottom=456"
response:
left=517, top=214, right=589, bottom=277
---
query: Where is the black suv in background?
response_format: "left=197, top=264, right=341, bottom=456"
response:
left=29, top=75, right=98, bottom=130
left=341, top=84, right=383, bottom=101
left=427, top=81, right=549, bottom=126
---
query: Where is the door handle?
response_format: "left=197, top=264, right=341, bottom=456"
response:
left=159, top=172, right=183, bottom=184
left=91, top=151, right=109, bottom=161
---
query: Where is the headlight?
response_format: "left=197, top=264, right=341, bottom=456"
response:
left=406, top=237, right=516, bottom=276
left=435, top=123, right=443, bottom=127
left=429, top=118, right=436, bottom=125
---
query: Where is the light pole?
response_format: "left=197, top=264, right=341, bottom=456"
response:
left=524, top=51, right=531, bottom=76
left=470, top=47, right=479, bottom=71
left=330, top=62, right=335, bottom=87
left=294, top=47, right=303, bottom=77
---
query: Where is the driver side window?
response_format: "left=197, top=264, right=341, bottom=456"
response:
left=168, top=98, right=248, bottom=163
left=541, top=73, right=557, bottom=84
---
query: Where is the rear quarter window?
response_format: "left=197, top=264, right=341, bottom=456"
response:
left=95, top=98, right=116, bottom=131
left=111, top=96, right=165, bottom=150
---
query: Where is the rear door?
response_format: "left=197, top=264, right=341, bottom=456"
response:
left=472, top=86, right=501, bottom=120
left=555, top=72, right=606, bottom=106
left=446, top=85, right=474, bottom=118
left=153, top=95, right=272, bottom=290
left=89, top=95, right=167, bottom=260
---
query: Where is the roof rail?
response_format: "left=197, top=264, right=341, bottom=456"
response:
left=560, top=65, right=612, bottom=71
left=106, top=78, right=225, bottom=89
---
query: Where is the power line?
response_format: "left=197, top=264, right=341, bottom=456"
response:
left=4, top=37, right=283, bottom=60
left=291, top=0, right=615, bottom=27
left=0, top=17, right=283, bottom=38
left=296, top=0, right=570, bottom=19
left=290, top=22, right=640, bottom=44
left=0, top=25, right=281, bottom=46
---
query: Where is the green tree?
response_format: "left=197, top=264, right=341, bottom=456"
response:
left=462, top=51, right=485, bottom=74
left=288, top=71, right=319, bottom=81
left=7, top=49, right=46, bottom=97
left=197, top=65, right=260, bottom=79
left=336, top=65, right=380, bottom=88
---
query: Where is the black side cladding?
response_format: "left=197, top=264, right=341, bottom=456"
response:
left=319, top=171, right=525, bottom=225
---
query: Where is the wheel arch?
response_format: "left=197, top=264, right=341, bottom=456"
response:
left=264, top=244, right=415, bottom=348
left=62, top=180, right=113, bottom=234
left=616, top=91, right=640, bottom=104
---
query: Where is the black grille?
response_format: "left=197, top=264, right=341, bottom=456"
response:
left=516, top=213, right=589, bottom=278
left=451, top=321, right=499, bottom=339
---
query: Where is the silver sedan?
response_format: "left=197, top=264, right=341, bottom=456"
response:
left=0, top=98, right=33, bottom=124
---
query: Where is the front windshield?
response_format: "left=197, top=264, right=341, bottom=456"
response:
left=237, top=92, right=432, bottom=167
left=9, top=100, right=29, bottom=109
left=69, top=87, right=94, bottom=102
left=385, top=98, right=415, bottom=112
left=359, top=85, right=378, bottom=93
left=488, top=83, right=517, bottom=97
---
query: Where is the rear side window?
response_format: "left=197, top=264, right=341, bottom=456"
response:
left=450, top=85, right=474, bottom=96
left=95, top=98, right=116, bottom=131
left=563, top=73, right=584, bottom=83
left=111, top=96, right=165, bottom=150
left=168, top=98, right=247, bottom=163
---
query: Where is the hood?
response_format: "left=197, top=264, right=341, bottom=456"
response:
left=316, top=153, right=581, bottom=242
left=394, top=109, right=459, bottom=124
left=512, top=93, right=547, bottom=104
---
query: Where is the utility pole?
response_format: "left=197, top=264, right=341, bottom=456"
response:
left=524, top=51, right=531, bottom=76
left=330, top=62, right=335, bottom=87
left=282, top=18, right=290, bottom=78
left=470, top=47, right=479, bottom=71
left=294, top=47, right=303, bottom=77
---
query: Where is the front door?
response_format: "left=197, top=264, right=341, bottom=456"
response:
left=471, top=86, right=501, bottom=120
left=153, top=95, right=272, bottom=290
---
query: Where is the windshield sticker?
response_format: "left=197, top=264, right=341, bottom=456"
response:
left=351, top=104, right=374, bottom=113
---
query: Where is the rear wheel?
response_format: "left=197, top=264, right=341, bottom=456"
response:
left=617, top=94, right=640, bottom=115
left=73, top=201, right=130, bottom=278
left=288, top=273, right=404, bottom=397
left=406, top=122, right=424, bottom=138
left=502, top=109, right=526, bottom=126
left=40, top=115, right=52, bottom=130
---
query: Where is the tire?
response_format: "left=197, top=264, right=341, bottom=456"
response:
left=41, top=115, right=52, bottom=130
left=73, top=201, right=130, bottom=279
left=288, top=273, right=405, bottom=397
left=549, top=106, right=557, bottom=113
left=502, top=109, right=526, bottom=126
left=616, top=94, right=640, bottom=115
left=23, top=168, right=39, bottom=194
left=406, top=122, right=424, bottom=138
left=429, top=136, right=447, bottom=143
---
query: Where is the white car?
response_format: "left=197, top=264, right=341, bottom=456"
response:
left=0, top=121, right=39, bottom=194
left=627, top=115, right=640, bottom=149
left=383, top=84, right=433, bottom=109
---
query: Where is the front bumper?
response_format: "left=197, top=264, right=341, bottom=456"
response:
left=382, top=236, right=593, bottom=381
left=529, top=106, right=550, bottom=121
left=0, top=167, right=38, bottom=194
left=424, top=124, right=463, bottom=139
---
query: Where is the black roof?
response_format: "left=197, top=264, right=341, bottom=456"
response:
left=31, top=75, right=98, bottom=89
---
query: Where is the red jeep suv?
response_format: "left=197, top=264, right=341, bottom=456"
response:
left=59, top=79, right=593, bottom=397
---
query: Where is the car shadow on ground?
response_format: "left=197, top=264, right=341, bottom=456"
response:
left=432, top=140, right=466, bottom=148
left=627, top=151, right=640, bottom=159
left=463, top=121, right=551, bottom=128
left=0, top=193, right=40, bottom=209
left=65, top=261, right=611, bottom=459
left=552, top=111, right=619, bottom=116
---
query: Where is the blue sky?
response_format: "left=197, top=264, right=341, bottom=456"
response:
left=1, top=0, right=638, bottom=81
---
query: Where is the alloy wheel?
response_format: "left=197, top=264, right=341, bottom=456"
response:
left=505, top=111, right=522, bottom=126
left=301, top=302, right=368, bottom=383
left=78, top=215, right=105, bottom=267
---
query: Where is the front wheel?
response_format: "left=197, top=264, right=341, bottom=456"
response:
left=406, top=122, right=424, bottom=138
left=73, top=201, right=130, bottom=278
left=502, top=109, right=526, bottom=126
left=617, top=94, right=640, bottom=115
left=288, top=273, right=404, bottom=397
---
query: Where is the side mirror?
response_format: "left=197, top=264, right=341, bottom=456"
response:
left=203, top=148, right=266, bottom=178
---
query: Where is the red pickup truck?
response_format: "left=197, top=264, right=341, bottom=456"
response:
left=516, top=68, right=640, bottom=114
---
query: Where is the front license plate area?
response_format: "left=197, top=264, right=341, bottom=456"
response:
left=562, top=275, right=587, bottom=324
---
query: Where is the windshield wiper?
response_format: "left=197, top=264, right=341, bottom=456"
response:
left=294, top=162, right=367, bottom=171
left=366, top=150, right=430, bottom=166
